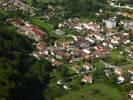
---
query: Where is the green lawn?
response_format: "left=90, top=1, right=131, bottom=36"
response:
left=0, top=25, right=17, bottom=32
left=106, top=50, right=131, bottom=66
left=91, top=60, right=105, bottom=70
left=56, top=82, right=128, bottom=100
left=26, top=0, right=33, bottom=5
left=30, top=18, right=54, bottom=33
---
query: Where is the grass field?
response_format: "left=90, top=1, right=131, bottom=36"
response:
left=91, top=60, right=105, bottom=70
left=106, top=49, right=132, bottom=66
left=30, top=18, right=54, bottom=33
left=56, top=82, right=128, bottom=100
left=0, top=25, right=17, bottom=32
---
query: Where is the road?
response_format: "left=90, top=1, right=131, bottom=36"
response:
left=100, top=60, right=133, bottom=69
left=108, top=1, right=133, bottom=10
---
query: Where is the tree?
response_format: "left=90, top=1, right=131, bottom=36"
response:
left=0, top=26, right=52, bottom=100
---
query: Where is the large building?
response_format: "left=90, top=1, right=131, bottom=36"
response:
left=103, top=19, right=116, bottom=29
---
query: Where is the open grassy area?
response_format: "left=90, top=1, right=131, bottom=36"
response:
left=0, top=25, right=17, bottom=32
left=30, top=18, right=54, bottom=33
left=91, top=60, right=105, bottom=70
left=56, top=82, right=128, bottom=100
left=106, top=49, right=131, bottom=66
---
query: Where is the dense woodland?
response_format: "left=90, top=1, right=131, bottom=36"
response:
left=0, top=27, right=53, bottom=100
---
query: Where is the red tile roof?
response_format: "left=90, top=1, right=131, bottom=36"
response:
left=52, top=60, right=62, bottom=67
left=128, top=31, right=133, bottom=35
left=14, top=19, right=25, bottom=26
left=82, top=75, right=92, bottom=82
left=128, top=68, right=133, bottom=73
left=31, top=28, right=44, bottom=36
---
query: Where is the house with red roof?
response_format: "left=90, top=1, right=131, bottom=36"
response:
left=81, top=75, right=93, bottom=84
left=12, top=19, right=25, bottom=27
left=12, top=19, right=47, bottom=41
left=128, top=68, right=133, bottom=75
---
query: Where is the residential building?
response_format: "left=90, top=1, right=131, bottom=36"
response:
left=81, top=75, right=93, bottom=84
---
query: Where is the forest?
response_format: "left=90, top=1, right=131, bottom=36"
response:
left=0, top=26, right=53, bottom=100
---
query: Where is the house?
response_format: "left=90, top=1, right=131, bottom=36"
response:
left=82, top=52, right=90, bottom=60
left=32, top=51, right=46, bottom=59
left=12, top=19, right=46, bottom=41
left=81, top=75, right=93, bottom=84
left=106, top=40, right=115, bottom=49
left=115, top=68, right=123, bottom=76
left=55, top=29, right=65, bottom=35
left=117, top=76, right=125, bottom=84
left=91, top=46, right=109, bottom=59
left=123, top=20, right=133, bottom=30
left=82, top=49, right=91, bottom=54
left=63, top=85, right=70, bottom=90
left=103, top=18, right=116, bottom=29
left=64, top=52, right=71, bottom=61
left=130, top=76, right=133, bottom=84
left=12, top=19, right=25, bottom=27
left=37, top=41, right=47, bottom=51
left=128, top=68, right=133, bottom=75
left=72, top=48, right=82, bottom=58
left=128, top=30, right=133, bottom=35
left=51, top=58, right=62, bottom=67
left=82, top=63, right=93, bottom=70
left=128, top=90, right=133, bottom=99
left=85, top=37, right=95, bottom=44
left=90, top=32, right=104, bottom=41
left=54, top=40, right=72, bottom=49
left=103, top=42, right=108, bottom=46
left=111, top=39, right=119, bottom=44
left=57, top=80, right=62, bottom=85
left=32, top=51, right=40, bottom=60
left=73, top=64, right=82, bottom=73
left=82, top=49, right=91, bottom=60
left=54, top=50, right=65, bottom=59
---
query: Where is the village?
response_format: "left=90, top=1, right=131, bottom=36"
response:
left=10, top=16, right=133, bottom=99
left=0, top=0, right=133, bottom=99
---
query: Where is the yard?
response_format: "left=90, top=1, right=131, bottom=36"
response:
left=56, top=82, right=128, bottom=100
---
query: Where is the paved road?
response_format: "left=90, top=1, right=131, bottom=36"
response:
left=108, top=1, right=133, bottom=10
left=100, top=60, right=133, bottom=69
left=69, top=69, right=96, bottom=79
left=15, top=0, right=37, bottom=10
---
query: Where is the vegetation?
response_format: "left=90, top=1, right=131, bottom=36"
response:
left=56, top=82, right=128, bottom=100
left=0, top=0, right=132, bottom=100
left=0, top=25, right=52, bottom=100
left=29, top=18, right=54, bottom=33
left=105, top=49, right=131, bottom=66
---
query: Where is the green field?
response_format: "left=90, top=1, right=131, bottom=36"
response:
left=0, top=25, right=17, bottom=32
left=106, top=49, right=132, bottom=66
left=30, top=18, right=54, bottom=33
left=91, top=60, right=105, bottom=70
left=56, top=82, right=128, bottom=100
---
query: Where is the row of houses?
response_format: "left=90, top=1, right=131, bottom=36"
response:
left=11, top=17, right=133, bottom=98
left=12, top=19, right=47, bottom=41
left=1, top=0, right=36, bottom=16
left=31, top=24, right=132, bottom=70
left=58, top=18, right=100, bottom=32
